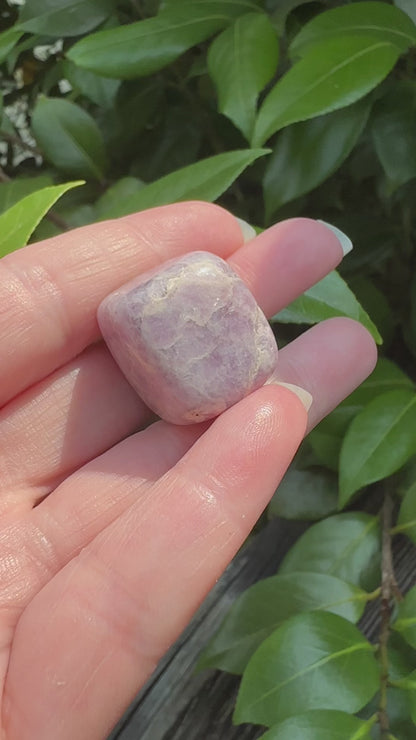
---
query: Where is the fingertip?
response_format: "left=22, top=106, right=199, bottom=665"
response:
left=178, top=383, right=308, bottom=507
left=322, top=316, right=379, bottom=378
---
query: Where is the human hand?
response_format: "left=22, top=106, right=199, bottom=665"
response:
left=0, top=202, right=377, bottom=739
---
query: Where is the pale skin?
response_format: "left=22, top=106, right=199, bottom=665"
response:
left=0, top=202, right=377, bottom=739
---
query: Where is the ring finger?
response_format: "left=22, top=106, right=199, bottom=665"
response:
left=0, top=216, right=345, bottom=503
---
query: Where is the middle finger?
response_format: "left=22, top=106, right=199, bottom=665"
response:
left=0, top=218, right=344, bottom=504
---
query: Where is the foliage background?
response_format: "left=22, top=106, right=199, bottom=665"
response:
left=1, top=0, right=416, bottom=738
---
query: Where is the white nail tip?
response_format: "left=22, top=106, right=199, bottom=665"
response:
left=273, top=382, right=313, bottom=412
left=317, top=220, right=353, bottom=256
left=235, top=217, right=257, bottom=242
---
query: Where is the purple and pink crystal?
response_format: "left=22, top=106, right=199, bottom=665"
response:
left=97, top=251, right=278, bottom=424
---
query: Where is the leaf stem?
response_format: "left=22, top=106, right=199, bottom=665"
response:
left=366, top=587, right=382, bottom=601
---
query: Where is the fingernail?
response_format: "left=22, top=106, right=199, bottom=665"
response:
left=316, top=220, right=353, bottom=256
left=235, top=217, right=257, bottom=242
left=272, top=381, right=313, bottom=412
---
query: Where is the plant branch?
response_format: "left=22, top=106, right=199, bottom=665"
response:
left=0, top=166, right=70, bottom=232
left=378, top=490, right=396, bottom=739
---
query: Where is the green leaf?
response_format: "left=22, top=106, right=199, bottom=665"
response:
left=0, top=175, right=55, bottom=214
left=0, top=28, right=24, bottom=65
left=233, top=611, right=379, bottom=726
left=0, top=181, right=84, bottom=258
left=98, top=149, right=269, bottom=218
left=5, top=32, right=44, bottom=75
left=343, top=357, right=414, bottom=407
left=62, top=60, right=120, bottom=108
left=252, top=36, right=399, bottom=146
left=392, top=671, right=416, bottom=725
left=95, top=177, right=145, bottom=219
left=259, top=710, right=375, bottom=740
left=389, top=633, right=416, bottom=682
left=208, top=13, right=278, bottom=141
left=263, top=101, right=370, bottom=220
left=67, top=0, right=261, bottom=79
left=339, top=390, right=416, bottom=507
left=290, top=2, right=416, bottom=58
left=308, top=406, right=360, bottom=472
left=199, top=572, right=368, bottom=675
left=347, top=275, right=395, bottom=346
left=395, top=0, right=416, bottom=25
left=395, top=482, right=416, bottom=543
left=272, top=270, right=382, bottom=345
left=268, top=468, right=338, bottom=521
left=18, top=0, right=114, bottom=37
left=99, top=79, right=163, bottom=161
left=133, top=105, right=202, bottom=181
left=279, top=513, right=381, bottom=589
left=396, top=456, right=416, bottom=499
left=269, top=0, right=319, bottom=34
left=393, top=587, right=416, bottom=649
left=372, top=81, right=416, bottom=192
left=31, top=96, right=107, bottom=181
left=386, top=687, right=416, bottom=739
left=308, top=358, right=414, bottom=472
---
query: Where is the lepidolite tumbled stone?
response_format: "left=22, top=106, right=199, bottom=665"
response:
left=97, top=251, right=278, bottom=424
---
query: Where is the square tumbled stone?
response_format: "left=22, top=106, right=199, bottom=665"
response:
left=97, top=251, right=278, bottom=424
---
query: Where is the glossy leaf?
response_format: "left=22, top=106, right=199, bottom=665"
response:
left=0, top=181, right=84, bottom=258
left=31, top=97, right=107, bottom=181
left=308, top=358, right=414, bottom=471
left=268, top=468, right=338, bottom=521
left=272, top=270, right=382, bottom=344
left=18, top=0, right=114, bottom=37
left=348, top=274, right=395, bottom=345
left=234, top=611, right=379, bottom=726
left=208, top=13, right=278, bottom=141
left=67, top=1, right=261, bottom=79
left=0, top=28, right=24, bottom=65
left=62, top=60, right=120, bottom=108
left=98, top=149, right=269, bottom=218
left=339, top=390, right=416, bottom=507
left=372, top=81, right=416, bottom=192
left=199, top=572, right=368, bottom=674
left=393, top=587, right=416, bottom=650
left=253, top=36, right=399, bottom=147
left=279, top=513, right=381, bottom=589
left=259, top=710, right=375, bottom=740
left=0, top=175, right=55, bottom=214
left=290, top=2, right=416, bottom=58
left=263, top=101, right=370, bottom=219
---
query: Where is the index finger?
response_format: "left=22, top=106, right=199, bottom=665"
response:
left=0, top=202, right=243, bottom=407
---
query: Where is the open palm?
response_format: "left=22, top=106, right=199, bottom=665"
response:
left=0, top=202, right=376, bottom=739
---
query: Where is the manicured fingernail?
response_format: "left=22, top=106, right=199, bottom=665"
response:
left=272, top=381, right=313, bottom=412
left=235, top=217, right=257, bottom=242
left=316, top=220, right=353, bottom=256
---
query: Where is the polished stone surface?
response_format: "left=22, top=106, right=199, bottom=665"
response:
left=98, top=251, right=278, bottom=424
